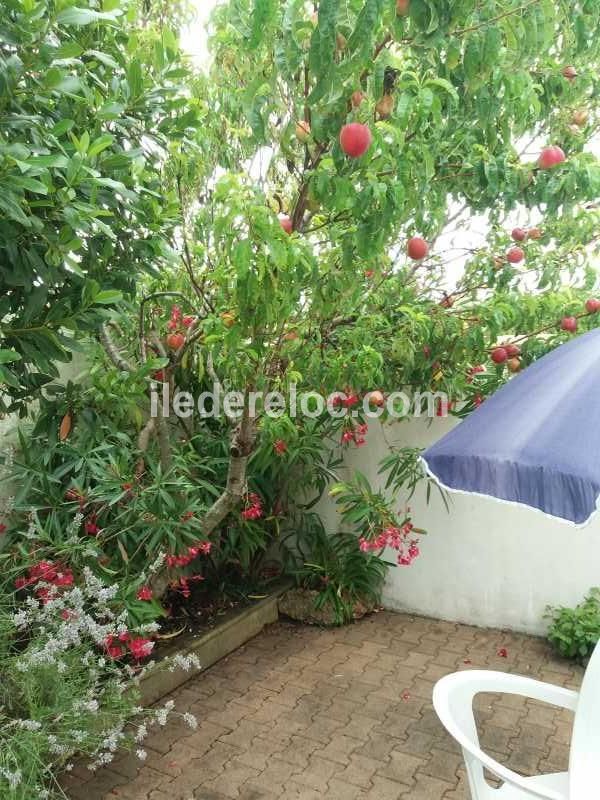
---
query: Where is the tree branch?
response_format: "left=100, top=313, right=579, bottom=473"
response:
left=99, top=323, right=133, bottom=372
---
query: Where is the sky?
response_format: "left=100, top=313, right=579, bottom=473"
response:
left=180, top=0, right=218, bottom=69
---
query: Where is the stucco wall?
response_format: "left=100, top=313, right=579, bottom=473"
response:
left=314, top=416, right=600, bottom=635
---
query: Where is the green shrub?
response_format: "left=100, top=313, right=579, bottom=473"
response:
left=292, top=515, right=388, bottom=626
left=0, top=559, right=198, bottom=799
left=546, top=588, right=600, bottom=661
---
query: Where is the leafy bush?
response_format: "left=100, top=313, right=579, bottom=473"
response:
left=293, top=515, right=388, bottom=625
left=0, top=0, right=195, bottom=414
left=546, top=588, right=600, bottom=661
left=0, top=559, right=199, bottom=799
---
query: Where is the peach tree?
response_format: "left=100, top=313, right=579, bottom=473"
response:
left=141, top=0, right=600, bottom=552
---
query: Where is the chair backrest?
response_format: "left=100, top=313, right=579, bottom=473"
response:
left=568, top=639, right=600, bottom=797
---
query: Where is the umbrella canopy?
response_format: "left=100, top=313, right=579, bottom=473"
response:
left=422, top=326, right=600, bottom=526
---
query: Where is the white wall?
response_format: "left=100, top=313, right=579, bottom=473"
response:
left=315, top=416, right=600, bottom=635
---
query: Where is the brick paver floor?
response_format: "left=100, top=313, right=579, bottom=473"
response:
left=62, top=611, right=584, bottom=800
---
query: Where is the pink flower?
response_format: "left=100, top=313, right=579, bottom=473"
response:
left=137, top=586, right=153, bottom=601
left=359, top=538, right=370, bottom=552
left=128, top=638, right=154, bottom=660
left=343, top=393, right=359, bottom=409
left=497, top=647, right=508, bottom=658
left=35, top=586, right=57, bottom=604
left=182, top=315, right=195, bottom=328
left=274, top=439, right=288, bottom=455
left=104, top=636, right=123, bottom=660
left=198, top=541, right=212, bottom=555
left=242, top=493, right=263, bottom=520
left=84, top=515, right=99, bottom=536
left=341, top=431, right=354, bottom=444
left=0, top=523, right=6, bottom=535
left=53, top=568, right=74, bottom=587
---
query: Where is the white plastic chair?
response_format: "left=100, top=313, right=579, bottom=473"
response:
left=432, top=640, right=600, bottom=799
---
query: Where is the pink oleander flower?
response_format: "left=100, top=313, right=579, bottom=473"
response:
left=241, top=492, right=263, bottom=520
left=128, top=637, right=154, bottom=660
left=136, top=586, right=153, bottom=601
left=273, top=439, right=288, bottom=455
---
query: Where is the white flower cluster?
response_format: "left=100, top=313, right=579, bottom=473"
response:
left=168, top=652, right=201, bottom=672
left=3, top=557, right=205, bottom=795
left=0, top=768, right=22, bottom=789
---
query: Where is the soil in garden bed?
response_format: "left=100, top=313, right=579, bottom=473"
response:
left=156, top=575, right=281, bottom=644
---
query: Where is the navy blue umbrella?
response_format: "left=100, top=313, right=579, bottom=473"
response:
left=422, top=327, right=600, bottom=526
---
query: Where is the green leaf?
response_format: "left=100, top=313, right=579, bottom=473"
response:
left=88, top=134, right=115, bottom=158
left=0, top=349, right=21, bottom=364
left=93, top=290, right=124, bottom=305
left=56, top=7, right=121, bottom=26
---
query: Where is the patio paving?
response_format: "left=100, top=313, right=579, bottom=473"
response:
left=62, top=611, right=584, bottom=800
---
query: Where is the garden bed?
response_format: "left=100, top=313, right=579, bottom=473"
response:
left=139, top=584, right=287, bottom=705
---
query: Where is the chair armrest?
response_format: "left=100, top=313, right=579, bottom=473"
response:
left=433, top=670, right=577, bottom=800
left=458, top=739, right=567, bottom=800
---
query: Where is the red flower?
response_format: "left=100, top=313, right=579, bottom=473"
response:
left=274, top=439, right=287, bottom=455
left=104, top=635, right=123, bottom=660
left=53, top=568, right=74, bottom=587
left=35, top=586, right=57, bottom=604
left=182, top=315, right=195, bottom=327
left=137, top=586, right=153, bottom=601
left=497, top=647, right=508, bottom=658
left=241, top=493, right=263, bottom=520
left=84, top=515, right=100, bottom=536
left=0, top=524, right=6, bottom=535
left=343, top=393, right=359, bottom=408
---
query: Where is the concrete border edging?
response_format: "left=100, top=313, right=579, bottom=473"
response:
left=140, top=590, right=283, bottom=705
